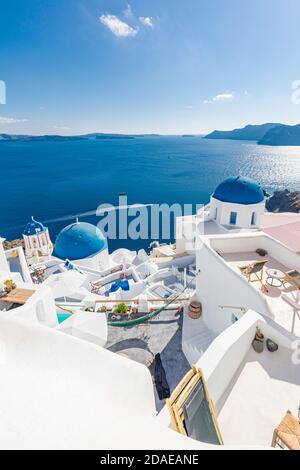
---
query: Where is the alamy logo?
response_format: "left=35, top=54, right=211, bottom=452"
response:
left=291, top=340, right=300, bottom=365
left=0, top=80, right=6, bottom=104
left=94, top=195, right=204, bottom=250
left=291, top=80, right=300, bottom=104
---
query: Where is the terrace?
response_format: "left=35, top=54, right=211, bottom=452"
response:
left=208, top=233, right=300, bottom=337
left=217, top=346, right=300, bottom=447
left=222, top=251, right=300, bottom=336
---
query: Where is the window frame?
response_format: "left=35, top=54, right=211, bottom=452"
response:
left=229, top=211, right=237, bottom=225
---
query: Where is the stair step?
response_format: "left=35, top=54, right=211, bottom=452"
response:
left=189, top=330, right=216, bottom=343
left=184, top=318, right=217, bottom=365
left=192, top=330, right=215, bottom=339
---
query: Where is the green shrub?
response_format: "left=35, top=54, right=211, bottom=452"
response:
left=114, top=302, right=128, bottom=314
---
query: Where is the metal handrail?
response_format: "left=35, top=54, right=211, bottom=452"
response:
left=218, top=305, right=247, bottom=313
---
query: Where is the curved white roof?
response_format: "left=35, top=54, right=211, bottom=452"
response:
left=0, top=314, right=206, bottom=450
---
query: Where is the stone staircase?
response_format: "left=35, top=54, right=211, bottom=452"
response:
left=183, top=318, right=217, bottom=366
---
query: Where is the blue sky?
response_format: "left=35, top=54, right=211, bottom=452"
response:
left=1, top=0, right=300, bottom=134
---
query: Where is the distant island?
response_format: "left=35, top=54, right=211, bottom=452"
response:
left=2, top=125, right=300, bottom=145
left=205, top=122, right=300, bottom=146
left=204, top=123, right=281, bottom=142
left=258, top=124, right=300, bottom=146
left=0, top=133, right=161, bottom=142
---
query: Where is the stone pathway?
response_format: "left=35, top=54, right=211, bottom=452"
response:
left=106, top=309, right=190, bottom=411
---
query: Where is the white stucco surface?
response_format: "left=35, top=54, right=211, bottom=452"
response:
left=72, top=247, right=110, bottom=271
left=209, top=196, right=265, bottom=229
left=0, top=314, right=213, bottom=450
left=195, top=232, right=300, bottom=336
left=217, top=346, right=300, bottom=447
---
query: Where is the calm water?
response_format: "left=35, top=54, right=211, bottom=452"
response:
left=0, top=136, right=299, bottom=250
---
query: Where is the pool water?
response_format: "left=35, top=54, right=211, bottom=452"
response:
left=57, top=312, right=72, bottom=324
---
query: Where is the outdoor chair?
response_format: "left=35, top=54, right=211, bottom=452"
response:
left=90, top=281, right=105, bottom=295
left=239, top=260, right=269, bottom=292
left=282, top=269, right=300, bottom=288
left=271, top=410, right=300, bottom=450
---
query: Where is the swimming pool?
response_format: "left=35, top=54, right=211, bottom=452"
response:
left=57, top=311, right=72, bottom=324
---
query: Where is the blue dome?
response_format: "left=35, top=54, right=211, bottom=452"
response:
left=54, top=222, right=107, bottom=261
left=23, top=217, right=46, bottom=236
left=213, top=176, right=265, bottom=205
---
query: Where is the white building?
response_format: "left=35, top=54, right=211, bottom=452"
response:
left=0, top=175, right=299, bottom=450
left=0, top=236, right=32, bottom=283
left=176, top=176, right=268, bottom=255
left=23, top=216, right=53, bottom=262
left=175, top=176, right=300, bottom=364
left=209, top=176, right=266, bottom=229
left=54, top=220, right=110, bottom=271
left=176, top=175, right=300, bottom=253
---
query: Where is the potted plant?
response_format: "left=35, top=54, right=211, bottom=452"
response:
left=114, top=302, right=128, bottom=315
left=4, top=279, right=16, bottom=293
left=252, top=327, right=265, bottom=353
left=255, top=327, right=264, bottom=342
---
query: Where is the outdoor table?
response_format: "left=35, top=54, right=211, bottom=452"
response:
left=266, top=268, right=285, bottom=287
left=2, top=288, right=35, bottom=305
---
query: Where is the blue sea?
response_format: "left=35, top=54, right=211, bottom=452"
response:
left=0, top=136, right=299, bottom=251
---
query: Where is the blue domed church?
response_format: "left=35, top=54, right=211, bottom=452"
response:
left=23, top=216, right=53, bottom=262
left=54, top=220, right=109, bottom=270
left=210, top=176, right=266, bottom=229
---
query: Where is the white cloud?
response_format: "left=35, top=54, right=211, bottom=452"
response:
left=0, top=116, right=28, bottom=124
left=213, top=92, right=234, bottom=101
left=100, top=14, right=138, bottom=37
left=139, top=16, right=153, bottom=27
left=203, top=92, right=235, bottom=104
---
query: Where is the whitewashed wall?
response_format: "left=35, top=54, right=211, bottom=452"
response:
left=9, top=285, right=58, bottom=327
left=196, top=309, right=297, bottom=407
left=210, top=196, right=265, bottom=229
left=0, top=238, right=9, bottom=273
left=195, top=239, right=270, bottom=334
left=0, top=314, right=214, bottom=450
left=72, top=248, right=110, bottom=271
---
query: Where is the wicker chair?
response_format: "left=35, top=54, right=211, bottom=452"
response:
left=272, top=410, right=300, bottom=450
